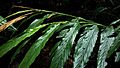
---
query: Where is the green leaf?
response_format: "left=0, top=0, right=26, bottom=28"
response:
left=54, top=22, right=73, bottom=33
left=19, top=23, right=60, bottom=68
left=10, top=13, right=42, bottom=37
left=0, top=24, right=46, bottom=57
left=0, top=14, right=54, bottom=57
left=27, top=13, right=56, bottom=29
left=107, top=32, right=120, bottom=58
left=73, top=25, right=98, bottom=68
left=97, top=26, right=114, bottom=68
left=50, top=22, right=80, bottom=68
left=0, top=16, right=17, bottom=31
left=56, top=29, right=70, bottom=38
left=50, top=29, right=70, bottom=58
left=10, top=38, right=31, bottom=64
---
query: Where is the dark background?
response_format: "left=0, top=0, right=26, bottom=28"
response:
left=0, top=0, right=120, bottom=68
left=0, top=0, right=120, bottom=25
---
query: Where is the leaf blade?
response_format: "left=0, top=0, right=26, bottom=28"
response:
left=73, top=25, right=99, bottom=68
left=97, top=26, right=114, bottom=68
left=0, top=24, right=46, bottom=57
left=107, top=32, right=120, bottom=58
left=0, top=14, right=54, bottom=57
left=50, top=21, right=81, bottom=68
left=10, top=38, right=31, bottom=64
left=19, top=23, right=60, bottom=68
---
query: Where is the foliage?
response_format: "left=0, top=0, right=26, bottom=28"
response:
left=0, top=7, right=120, bottom=68
left=74, top=25, right=98, bottom=68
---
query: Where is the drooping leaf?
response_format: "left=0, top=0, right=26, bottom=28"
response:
left=50, top=21, right=80, bottom=68
left=0, top=14, right=54, bottom=57
left=54, top=22, right=73, bottom=33
left=10, top=13, right=42, bottom=38
left=107, top=32, right=120, bottom=58
left=0, top=24, right=45, bottom=57
left=50, top=29, right=70, bottom=58
left=27, top=13, right=56, bottom=29
left=10, top=38, right=31, bottom=64
left=97, top=26, right=114, bottom=68
left=19, top=23, right=60, bottom=68
left=73, top=25, right=98, bottom=68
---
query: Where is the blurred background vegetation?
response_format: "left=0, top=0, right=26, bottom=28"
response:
left=0, top=0, right=120, bottom=25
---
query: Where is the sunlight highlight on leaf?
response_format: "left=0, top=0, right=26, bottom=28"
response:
left=50, top=20, right=81, bottom=68
left=97, top=26, right=114, bottom=68
left=73, top=25, right=98, bottom=68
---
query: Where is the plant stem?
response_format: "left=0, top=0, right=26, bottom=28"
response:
left=12, top=5, right=77, bottom=18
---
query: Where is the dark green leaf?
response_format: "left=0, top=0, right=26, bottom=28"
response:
left=10, top=38, right=31, bottom=64
left=50, top=29, right=70, bottom=58
left=73, top=25, right=98, bottom=68
left=27, top=13, right=55, bottom=29
left=50, top=22, right=80, bottom=68
left=0, top=14, right=54, bottom=57
left=19, top=23, right=60, bottom=68
left=0, top=24, right=46, bottom=57
left=54, top=22, right=73, bottom=33
left=97, top=26, right=114, bottom=68
left=107, top=32, right=120, bottom=58
left=10, top=13, right=42, bottom=37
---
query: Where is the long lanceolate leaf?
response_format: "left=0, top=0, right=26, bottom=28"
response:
left=0, top=24, right=45, bottom=57
left=19, top=24, right=60, bottom=68
left=107, top=31, right=120, bottom=58
left=50, top=29, right=69, bottom=58
left=73, top=25, right=98, bottom=68
left=50, top=22, right=81, bottom=68
left=10, top=38, right=31, bottom=64
left=0, top=14, right=55, bottom=57
left=97, top=26, right=114, bottom=68
left=107, top=25, right=120, bottom=58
